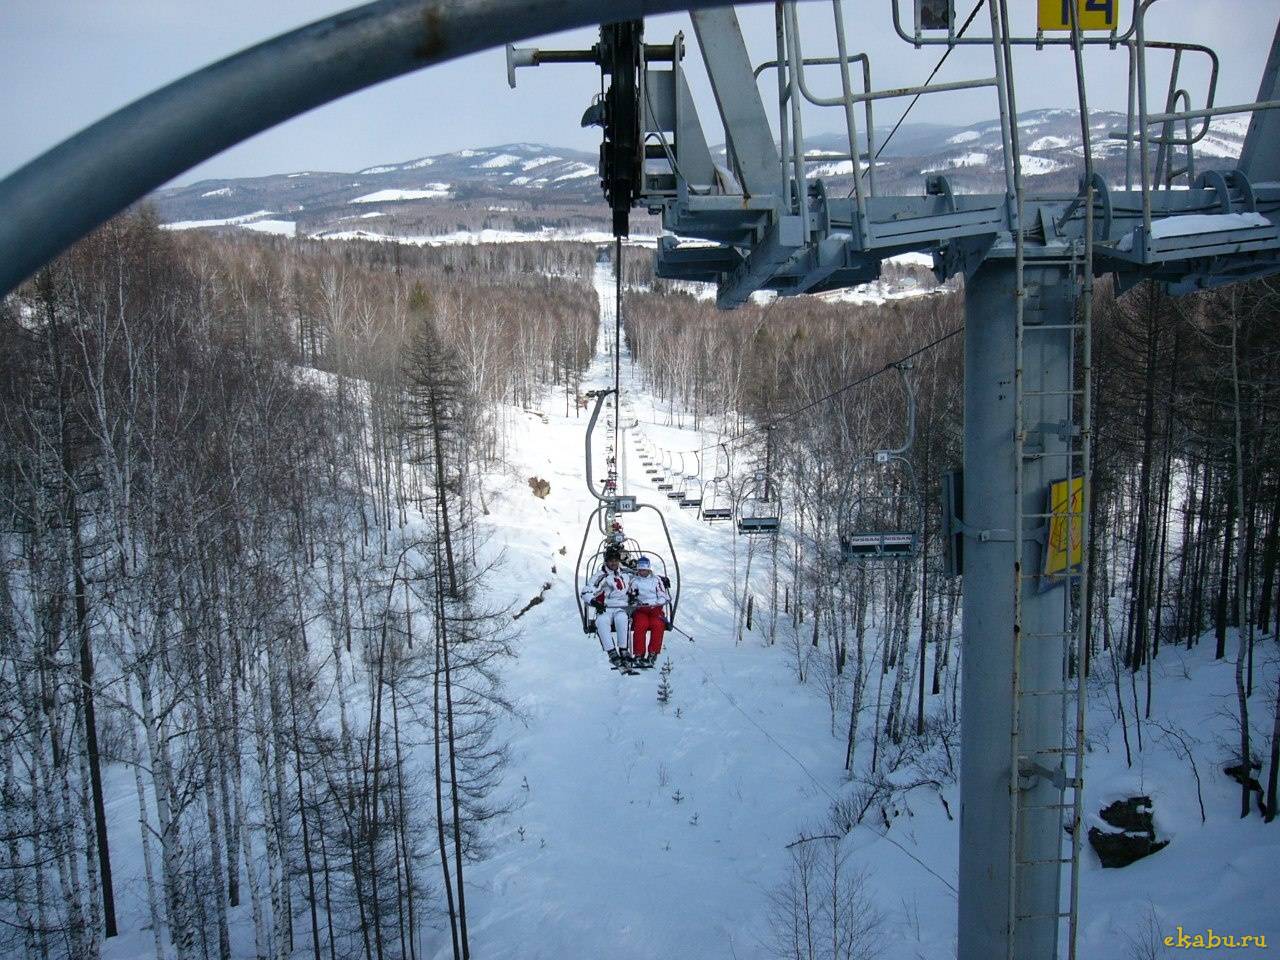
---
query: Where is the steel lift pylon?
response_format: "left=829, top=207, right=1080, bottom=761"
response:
left=1, top=3, right=1279, bottom=959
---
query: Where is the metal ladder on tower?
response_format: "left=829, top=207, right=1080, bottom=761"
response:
left=1007, top=8, right=1095, bottom=956
left=1008, top=242, right=1091, bottom=960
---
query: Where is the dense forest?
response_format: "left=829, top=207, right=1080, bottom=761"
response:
left=0, top=216, right=598, bottom=960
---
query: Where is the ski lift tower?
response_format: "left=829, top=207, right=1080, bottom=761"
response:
left=0, top=3, right=1278, bottom=960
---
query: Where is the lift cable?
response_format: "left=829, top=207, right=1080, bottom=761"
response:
left=615, top=236, right=623, bottom=457
left=853, top=0, right=986, bottom=197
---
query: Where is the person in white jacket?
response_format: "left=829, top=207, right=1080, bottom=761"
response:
left=581, top=548, right=633, bottom=666
left=628, top=555, right=672, bottom=667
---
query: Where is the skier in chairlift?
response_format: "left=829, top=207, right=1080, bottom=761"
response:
left=581, top=546, right=633, bottom=668
left=628, top=556, right=672, bottom=668
left=608, top=520, right=633, bottom=568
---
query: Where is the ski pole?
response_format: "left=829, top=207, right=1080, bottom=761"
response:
left=667, top=622, right=695, bottom=643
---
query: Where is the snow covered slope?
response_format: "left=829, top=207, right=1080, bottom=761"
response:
left=453, top=264, right=1279, bottom=959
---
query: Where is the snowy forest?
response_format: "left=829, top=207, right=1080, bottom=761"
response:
left=0, top=216, right=598, bottom=960
left=2, top=210, right=1279, bottom=959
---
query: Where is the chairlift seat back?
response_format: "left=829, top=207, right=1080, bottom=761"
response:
left=840, top=532, right=917, bottom=560
left=701, top=507, right=732, bottom=521
left=738, top=516, right=779, bottom=534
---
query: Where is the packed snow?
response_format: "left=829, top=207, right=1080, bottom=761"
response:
left=1150, top=212, right=1270, bottom=238
left=1117, top=212, right=1272, bottom=250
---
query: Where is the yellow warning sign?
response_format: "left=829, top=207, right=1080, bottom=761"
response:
left=1044, top=476, right=1085, bottom=577
left=1038, top=0, right=1118, bottom=32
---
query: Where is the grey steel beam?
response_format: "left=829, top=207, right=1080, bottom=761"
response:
left=959, top=259, right=1074, bottom=960
left=0, top=0, right=766, bottom=298
left=689, top=8, right=782, bottom=198
left=1240, top=18, right=1280, bottom=183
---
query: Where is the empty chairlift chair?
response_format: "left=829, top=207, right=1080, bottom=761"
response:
left=677, top=453, right=702, bottom=508
left=838, top=464, right=921, bottom=561
left=679, top=477, right=703, bottom=509
left=838, top=363, right=923, bottom=563
left=737, top=472, right=780, bottom=535
left=656, top=451, right=675, bottom=490
left=700, top=444, right=733, bottom=521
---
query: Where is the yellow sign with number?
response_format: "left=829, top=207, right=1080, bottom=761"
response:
left=1044, top=476, right=1085, bottom=577
left=1038, top=0, right=1118, bottom=31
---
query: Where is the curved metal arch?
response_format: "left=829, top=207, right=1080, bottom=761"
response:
left=0, top=0, right=764, bottom=298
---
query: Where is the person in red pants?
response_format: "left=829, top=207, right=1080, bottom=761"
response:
left=628, top=556, right=672, bottom=668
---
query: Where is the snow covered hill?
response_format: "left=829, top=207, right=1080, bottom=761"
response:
left=150, top=109, right=1247, bottom=246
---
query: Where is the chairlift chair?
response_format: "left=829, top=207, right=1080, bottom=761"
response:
left=574, top=391, right=681, bottom=632
left=671, top=453, right=699, bottom=507
left=656, top=451, right=674, bottom=490
left=666, top=454, right=689, bottom=500
left=837, top=364, right=923, bottom=563
left=737, top=471, right=780, bottom=535
left=679, top=476, right=704, bottom=509
left=700, top=443, right=733, bottom=521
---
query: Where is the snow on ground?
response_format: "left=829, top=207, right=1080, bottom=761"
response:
left=350, top=185, right=452, bottom=203
left=1019, top=154, right=1070, bottom=175
left=479, top=153, right=521, bottom=168
left=160, top=210, right=276, bottom=230
left=948, top=130, right=980, bottom=144
left=200, top=187, right=232, bottom=197
left=456, top=264, right=945, bottom=959
left=807, top=159, right=855, bottom=177
left=522, top=155, right=562, bottom=170
left=457, top=262, right=1280, bottom=958
left=921, top=152, right=988, bottom=173
left=240, top=219, right=296, bottom=237
left=554, top=164, right=598, bottom=182
left=312, top=226, right=660, bottom=247
left=1027, top=135, right=1071, bottom=151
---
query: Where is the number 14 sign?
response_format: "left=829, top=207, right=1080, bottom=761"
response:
left=1038, top=0, right=1118, bottom=31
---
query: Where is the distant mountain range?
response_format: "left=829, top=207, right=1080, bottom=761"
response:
left=152, top=109, right=1247, bottom=243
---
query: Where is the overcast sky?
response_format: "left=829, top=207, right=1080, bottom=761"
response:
left=1, top=1, right=1274, bottom=187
